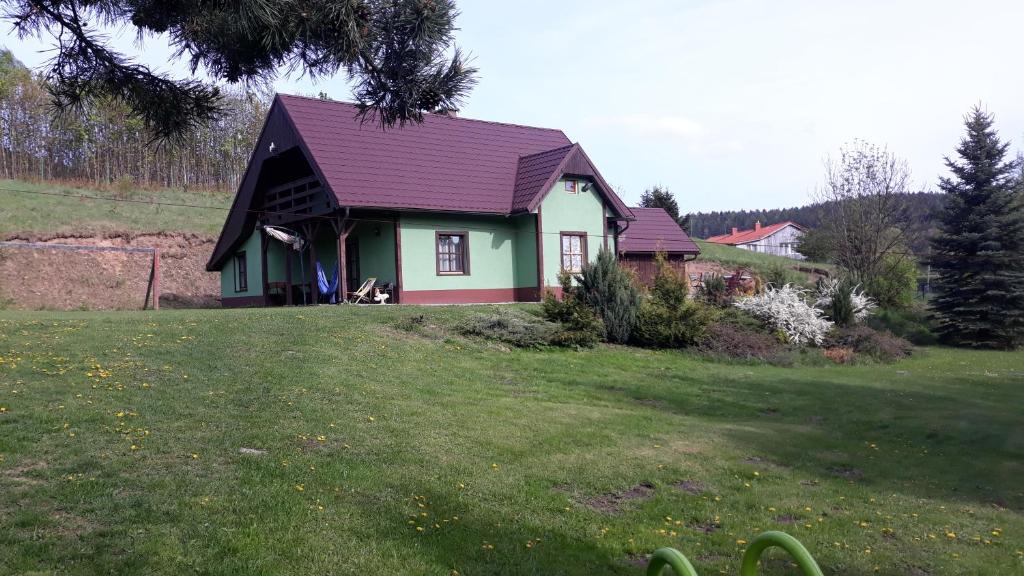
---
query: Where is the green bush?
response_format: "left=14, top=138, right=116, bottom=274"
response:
left=864, top=254, right=918, bottom=309
left=576, top=249, right=641, bottom=344
left=650, top=252, right=689, bottom=309
left=867, top=306, right=937, bottom=345
left=764, top=262, right=800, bottom=289
left=542, top=272, right=605, bottom=348
left=632, top=254, right=717, bottom=348
left=632, top=300, right=716, bottom=348
left=700, top=273, right=731, bottom=307
left=824, top=279, right=856, bottom=327
left=457, top=310, right=558, bottom=348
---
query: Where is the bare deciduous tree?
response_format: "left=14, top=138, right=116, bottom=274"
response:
left=815, top=140, right=913, bottom=286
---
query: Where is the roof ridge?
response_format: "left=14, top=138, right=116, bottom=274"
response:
left=276, top=93, right=569, bottom=135
left=517, top=142, right=576, bottom=160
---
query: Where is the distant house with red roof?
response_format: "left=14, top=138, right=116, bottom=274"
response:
left=207, top=94, right=636, bottom=306
left=706, top=221, right=807, bottom=260
left=618, top=208, right=700, bottom=284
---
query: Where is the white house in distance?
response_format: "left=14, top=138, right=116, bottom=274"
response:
left=706, top=221, right=806, bottom=260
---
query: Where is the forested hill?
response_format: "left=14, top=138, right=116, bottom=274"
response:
left=688, top=192, right=946, bottom=242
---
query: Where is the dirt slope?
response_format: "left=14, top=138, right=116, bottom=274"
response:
left=0, top=231, right=219, bottom=310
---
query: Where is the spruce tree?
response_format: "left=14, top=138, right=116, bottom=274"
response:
left=929, top=107, right=1024, bottom=349
left=639, top=186, right=681, bottom=222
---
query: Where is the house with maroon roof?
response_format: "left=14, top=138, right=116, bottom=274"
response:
left=705, top=221, right=807, bottom=260
left=618, top=208, right=700, bottom=284
left=206, top=94, right=635, bottom=306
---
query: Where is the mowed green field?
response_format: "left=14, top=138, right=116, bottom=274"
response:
left=693, top=239, right=833, bottom=275
left=0, top=306, right=1021, bottom=575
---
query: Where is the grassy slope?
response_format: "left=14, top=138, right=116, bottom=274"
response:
left=0, top=179, right=232, bottom=236
left=694, top=239, right=833, bottom=274
left=1, top=306, right=1021, bottom=575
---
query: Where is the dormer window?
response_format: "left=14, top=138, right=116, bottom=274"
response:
left=564, top=179, right=578, bottom=194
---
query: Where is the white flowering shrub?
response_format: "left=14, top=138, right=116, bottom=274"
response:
left=814, top=278, right=877, bottom=322
left=734, top=284, right=833, bottom=345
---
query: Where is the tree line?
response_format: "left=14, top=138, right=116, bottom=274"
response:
left=0, top=48, right=268, bottom=191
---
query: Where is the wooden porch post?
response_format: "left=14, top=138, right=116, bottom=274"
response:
left=332, top=215, right=355, bottom=304
left=285, top=244, right=293, bottom=305
left=260, top=228, right=269, bottom=306
left=393, top=214, right=403, bottom=304
left=308, top=224, right=319, bottom=304
left=337, top=233, right=347, bottom=303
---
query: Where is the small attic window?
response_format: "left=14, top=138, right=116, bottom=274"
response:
left=564, top=179, right=578, bottom=194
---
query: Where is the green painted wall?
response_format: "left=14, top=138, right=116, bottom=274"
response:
left=399, top=213, right=537, bottom=291
left=350, top=220, right=397, bottom=286
left=220, top=230, right=263, bottom=298
left=539, top=178, right=607, bottom=286
left=512, top=214, right=538, bottom=289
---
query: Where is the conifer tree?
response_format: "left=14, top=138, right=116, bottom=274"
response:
left=639, top=186, right=681, bottom=222
left=4, top=0, right=476, bottom=141
left=930, top=107, right=1024, bottom=349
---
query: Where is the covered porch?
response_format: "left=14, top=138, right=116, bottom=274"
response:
left=258, top=211, right=400, bottom=306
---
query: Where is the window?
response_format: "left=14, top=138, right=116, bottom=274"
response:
left=234, top=252, right=248, bottom=292
left=564, top=179, right=578, bottom=194
left=560, top=233, right=587, bottom=273
left=436, top=232, right=469, bottom=275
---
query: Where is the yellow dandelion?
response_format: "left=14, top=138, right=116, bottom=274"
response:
left=295, top=484, right=305, bottom=492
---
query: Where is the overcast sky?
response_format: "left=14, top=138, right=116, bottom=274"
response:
left=6, top=0, right=1023, bottom=212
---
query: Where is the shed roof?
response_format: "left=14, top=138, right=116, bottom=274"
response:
left=618, top=208, right=700, bottom=254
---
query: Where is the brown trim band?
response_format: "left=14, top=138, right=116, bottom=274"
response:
left=400, top=287, right=540, bottom=305
left=221, top=295, right=266, bottom=308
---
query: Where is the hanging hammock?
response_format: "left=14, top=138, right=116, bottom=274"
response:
left=263, top=225, right=305, bottom=251
left=316, top=261, right=339, bottom=304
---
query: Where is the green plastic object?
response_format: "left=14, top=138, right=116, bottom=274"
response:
left=740, top=531, right=824, bottom=576
left=646, top=547, right=699, bottom=576
left=644, top=531, right=824, bottom=576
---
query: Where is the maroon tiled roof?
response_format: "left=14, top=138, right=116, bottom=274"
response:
left=511, top=144, right=574, bottom=212
left=278, top=95, right=629, bottom=216
left=706, top=221, right=805, bottom=245
left=619, top=208, right=700, bottom=254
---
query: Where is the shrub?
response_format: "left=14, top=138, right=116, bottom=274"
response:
left=864, top=253, right=918, bottom=309
left=765, top=262, right=800, bottom=289
left=650, top=252, right=689, bottom=309
left=632, top=300, right=716, bottom=348
left=815, top=278, right=876, bottom=326
left=866, top=306, right=937, bottom=345
left=828, top=325, right=913, bottom=362
left=700, top=273, right=731, bottom=307
left=542, top=273, right=605, bottom=348
left=734, top=284, right=833, bottom=345
left=457, top=310, right=558, bottom=348
left=632, top=254, right=716, bottom=348
left=576, top=249, right=641, bottom=344
left=697, top=322, right=795, bottom=365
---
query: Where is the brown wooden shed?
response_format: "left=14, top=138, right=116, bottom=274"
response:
left=618, top=208, right=700, bottom=284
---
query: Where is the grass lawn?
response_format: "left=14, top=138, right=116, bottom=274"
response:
left=0, top=179, right=232, bottom=236
left=694, top=239, right=833, bottom=275
left=0, top=306, right=1021, bottom=575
